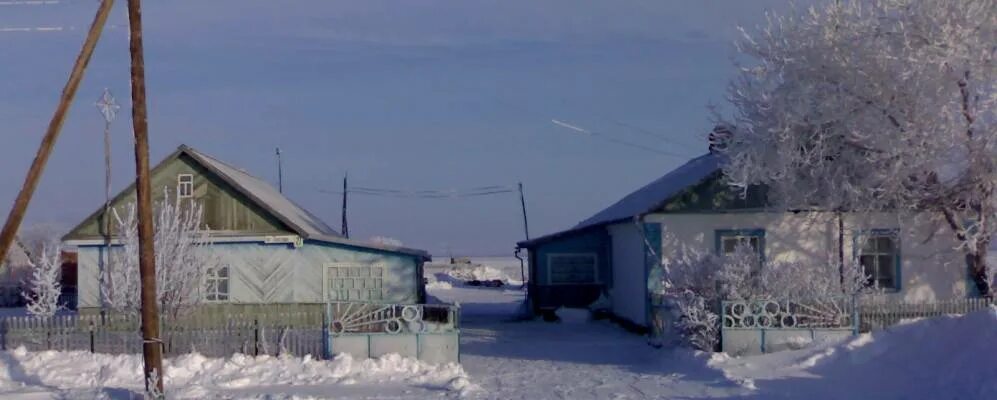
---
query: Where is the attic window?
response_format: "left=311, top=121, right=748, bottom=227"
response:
left=177, top=174, right=194, bottom=198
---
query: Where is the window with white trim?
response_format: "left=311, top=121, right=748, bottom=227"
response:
left=177, top=174, right=194, bottom=198
left=857, top=233, right=899, bottom=290
left=325, top=264, right=384, bottom=301
left=205, top=265, right=230, bottom=301
left=717, top=230, right=765, bottom=258
left=548, top=253, right=598, bottom=284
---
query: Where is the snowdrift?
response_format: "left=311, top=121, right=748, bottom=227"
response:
left=713, top=306, right=997, bottom=399
left=0, top=348, right=473, bottom=399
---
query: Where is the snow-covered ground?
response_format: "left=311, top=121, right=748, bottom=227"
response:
left=1, top=267, right=995, bottom=399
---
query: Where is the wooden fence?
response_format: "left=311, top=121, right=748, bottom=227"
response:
left=857, top=297, right=995, bottom=332
left=0, top=311, right=325, bottom=359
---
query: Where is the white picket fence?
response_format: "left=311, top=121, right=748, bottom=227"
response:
left=856, top=297, right=995, bottom=332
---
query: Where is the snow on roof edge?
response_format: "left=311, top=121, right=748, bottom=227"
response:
left=519, top=153, right=721, bottom=248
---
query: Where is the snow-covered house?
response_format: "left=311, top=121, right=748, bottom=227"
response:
left=517, top=152, right=978, bottom=330
left=63, top=145, right=430, bottom=312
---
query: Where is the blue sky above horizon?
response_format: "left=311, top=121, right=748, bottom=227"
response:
left=0, top=0, right=801, bottom=256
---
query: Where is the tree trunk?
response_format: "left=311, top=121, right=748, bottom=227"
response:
left=968, top=245, right=991, bottom=298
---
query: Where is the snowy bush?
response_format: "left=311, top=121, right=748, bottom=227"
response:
left=658, top=235, right=870, bottom=351
left=102, top=189, right=221, bottom=318
left=21, top=244, right=62, bottom=317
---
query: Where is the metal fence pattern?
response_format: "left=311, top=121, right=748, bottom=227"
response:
left=857, top=297, right=995, bottom=332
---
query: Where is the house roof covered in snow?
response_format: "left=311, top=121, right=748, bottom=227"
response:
left=64, top=145, right=430, bottom=260
left=518, top=153, right=722, bottom=248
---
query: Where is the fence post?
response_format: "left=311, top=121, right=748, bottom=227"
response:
left=253, top=318, right=260, bottom=357
left=851, top=295, right=859, bottom=336
left=321, top=305, right=330, bottom=360
left=89, top=320, right=95, bottom=353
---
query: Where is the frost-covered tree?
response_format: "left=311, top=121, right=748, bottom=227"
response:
left=719, top=0, right=997, bottom=295
left=22, top=244, right=62, bottom=317
left=103, top=189, right=221, bottom=317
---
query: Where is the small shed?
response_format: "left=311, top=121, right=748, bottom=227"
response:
left=63, top=145, right=431, bottom=312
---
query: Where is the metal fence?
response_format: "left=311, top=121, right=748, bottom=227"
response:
left=0, top=312, right=325, bottom=359
left=0, top=302, right=461, bottom=363
left=720, top=298, right=857, bottom=356
left=857, top=297, right=995, bottom=332
left=325, top=302, right=461, bottom=364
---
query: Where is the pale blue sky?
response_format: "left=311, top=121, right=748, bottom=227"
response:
left=0, top=0, right=799, bottom=256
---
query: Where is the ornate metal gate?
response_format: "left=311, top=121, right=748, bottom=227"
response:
left=721, top=298, right=857, bottom=355
left=324, top=302, right=461, bottom=364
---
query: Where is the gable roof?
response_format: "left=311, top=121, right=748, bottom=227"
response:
left=518, top=153, right=722, bottom=248
left=181, top=146, right=337, bottom=239
left=65, top=145, right=430, bottom=260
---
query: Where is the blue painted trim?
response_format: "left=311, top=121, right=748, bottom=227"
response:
left=851, top=228, right=901, bottom=292
left=714, top=229, right=766, bottom=259
left=642, top=222, right=662, bottom=328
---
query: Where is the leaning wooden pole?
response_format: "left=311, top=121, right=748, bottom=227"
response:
left=126, top=0, right=164, bottom=395
left=0, top=0, right=116, bottom=269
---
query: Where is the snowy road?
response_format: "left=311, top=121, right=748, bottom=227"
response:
left=459, top=318, right=744, bottom=400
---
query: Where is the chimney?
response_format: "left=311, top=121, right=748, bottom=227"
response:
left=708, top=124, right=734, bottom=154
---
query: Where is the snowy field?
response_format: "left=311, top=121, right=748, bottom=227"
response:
left=0, top=258, right=995, bottom=398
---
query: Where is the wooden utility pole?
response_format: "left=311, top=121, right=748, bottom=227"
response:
left=126, top=0, right=164, bottom=395
left=276, top=147, right=284, bottom=193
left=518, top=182, right=530, bottom=240
left=0, top=0, right=116, bottom=269
left=341, top=172, right=349, bottom=238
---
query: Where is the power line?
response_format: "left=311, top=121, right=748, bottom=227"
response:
left=550, top=119, right=689, bottom=157
left=605, top=118, right=703, bottom=152
left=319, top=184, right=517, bottom=199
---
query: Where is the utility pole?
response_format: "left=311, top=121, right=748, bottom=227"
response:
left=341, top=172, right=349, bottom=238
left=95, top=88, right=119, bottom=311
left=0, top=0, right=115, bottom=270
left=518, top=182, right=530, bottom=240
left=126, top=0, right=164, bottom=395
left=517, top=182, right=530, bottom=288
left=275, top=147, right=283, bottom=193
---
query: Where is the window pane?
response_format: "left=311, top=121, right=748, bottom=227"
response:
left=877, top=237, right=894, bottom=252
left=218, top=280, right=228, bottom=294
left=218, top=267, right=229, bottom=278
left=747, top=237, right=760, bottom=252
left=723, top=238, right=737, bottom=254
left=878, top=256, right=894, bottom=278
left=859, top=255, right=877, bottom=276
left=862, top=238, right=877, bottom=253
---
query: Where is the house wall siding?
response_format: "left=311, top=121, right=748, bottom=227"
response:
left=75, top=240, right=421, bottom=309
left=608, top=223, right=647, bottom=326
left=528, top=229, right=610, bottom=310
left=645, top=211, right=968, bottom=302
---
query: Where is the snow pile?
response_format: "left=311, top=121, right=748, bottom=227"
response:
left=0, top=348, right=474, bottom=399
left=446, top=264, right=515, bottom=284
left=712, top=306, right=997, bottom=399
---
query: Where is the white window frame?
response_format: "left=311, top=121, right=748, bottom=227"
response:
left=323, top=263, right=386, bottom=302
left=205, top=265, right=230, bottom=302
left=546, top=253, right=599, bottom=285
left=177, top=174, right=194, bottom=199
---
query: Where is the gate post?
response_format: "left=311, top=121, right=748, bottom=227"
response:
left=321, top=304, right=331, bottom=360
